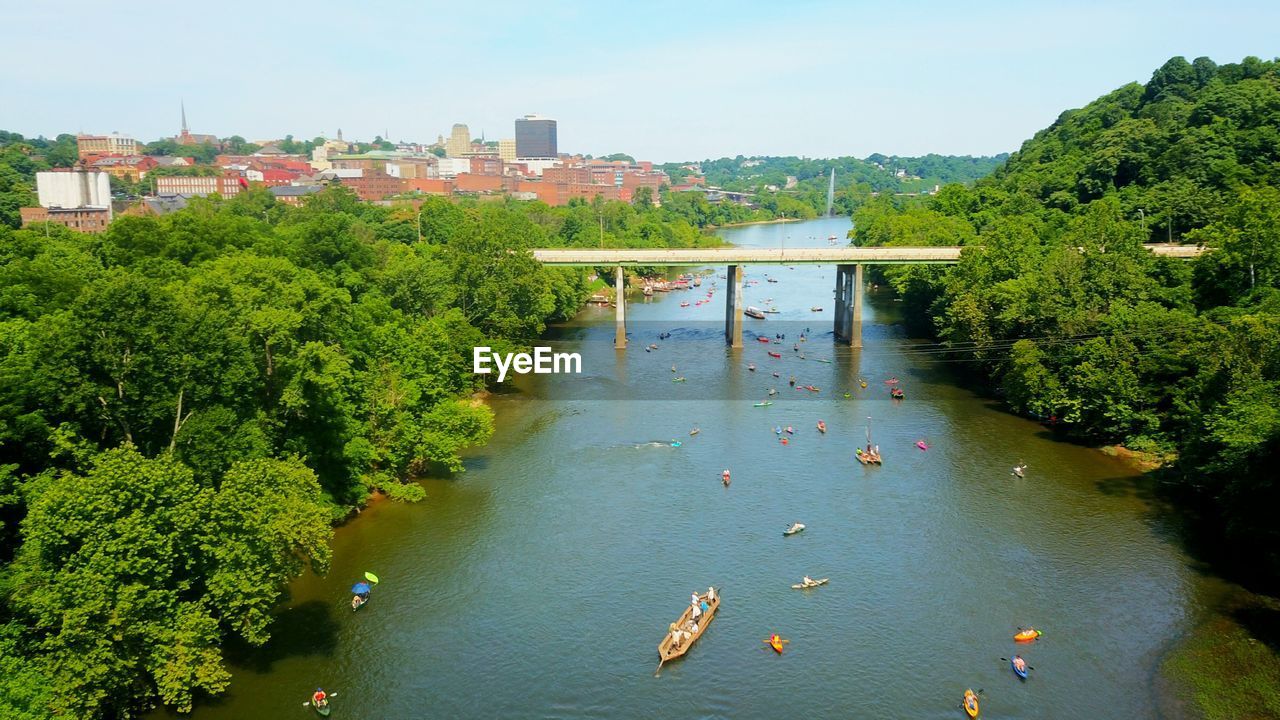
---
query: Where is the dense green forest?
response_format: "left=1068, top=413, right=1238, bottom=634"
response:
left=851, top=56, right=1280, bottom=580
left=0, top=187, right=719, bottom=718
left=657, top=153, right=1006, bottom=217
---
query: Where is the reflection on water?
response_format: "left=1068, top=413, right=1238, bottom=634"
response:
left=163, top=218, right=1204, bottom=720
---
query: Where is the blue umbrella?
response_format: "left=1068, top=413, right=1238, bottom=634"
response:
left=351, top=582, right=371, bottom=594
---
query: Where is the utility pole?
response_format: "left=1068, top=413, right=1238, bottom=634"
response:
left=1138, top=208, right=1145, bottom=236
left=417, top=205, right=422, bottom=242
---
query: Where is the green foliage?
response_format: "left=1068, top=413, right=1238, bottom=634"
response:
left=853, top=56, right=1280, bottom=581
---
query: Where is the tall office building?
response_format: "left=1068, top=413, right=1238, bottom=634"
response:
left=498, top=138, right=517, bottom=162
left=514, top=114, right=556, bottom=158
left=446, top=123, right=471, bottom=157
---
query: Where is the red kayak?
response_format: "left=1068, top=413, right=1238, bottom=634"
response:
left=768, top=351, right=781, bottom=358
left=757, top=337, right=771, bottom=343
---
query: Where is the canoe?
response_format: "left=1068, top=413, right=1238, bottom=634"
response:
left=783, top=523, right=805, bottom=536
left=312, top=699, right=331, bottom=717
left=658, top=589, right=721, bottom=664
left=791, top=577, right=829, bottom=589
left=1011, top=658, right=1028, bottom=679
left=1013, top=628, right=1042, bottom=642
left=963, top=689, right=979, bottom=718
left=754, top=401, right=773, bottom=407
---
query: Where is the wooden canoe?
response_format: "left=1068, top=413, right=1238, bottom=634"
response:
left=657, top=589, right=721, bottom=665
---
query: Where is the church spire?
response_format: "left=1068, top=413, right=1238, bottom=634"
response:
left=180, top=100, right=189, bottom=135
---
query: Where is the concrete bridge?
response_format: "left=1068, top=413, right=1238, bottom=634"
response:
left=531, top=244, right=1205, bottom=349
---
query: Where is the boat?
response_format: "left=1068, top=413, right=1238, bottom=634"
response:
left=792, top=577, right=829, bottom=589
left=670, top=441, right=682, bottom=448
left=768, top=388, right=778, bottom=396
left=351, top=595, right=367, bottom=611
left=767, top=277, right=779, bottom=283
left=772, top=371, right=780, bottom=378
left=885, top=377, right=899, bottom=385
left=767, top=634, right=785, bottom=653
left=1011, top=656, right=1028, bottom=680
left=764, top=307, right=781, bottom=314
left=856, top=416, right=883, bottom=464
left=312, top=698, right=331, bottom=717
left=1012, top=463, right=1027, bottom=478
left=805, top=385, right=820, bottom=393
left=810, top=306, right=823, bottom=312
left=721, top=470, right=730, bottom=486
left=828, top=234, right=837, bottom=241
left=783, top=522, right=805, bottom=536
left=891, top=387, right=905, bottom=399
left=784, top=426, right=794, bottom=434
left=963, top=689, right=980, bottom=718
left=756, top=336, right=772, bottom=343
left=690, top=428, right=700, bottom=436
left=754, top=401, right=773, bottom=407
left=768, top=351, right=781, bottom=358
left=744, top=306, right=766, bottom=319
left=843, top=392, right=851, bottom=398
left=747, top=364, right=756, bottom=371
left=642, top=286, right=654, bottom=297
left=816, top=421, right=826, bottom=433
left=658, top=589, right=721, bottom=666
left=680, top=301, right=690, bottom=307
left=859, top=379, right=867, bottom=388
left=916, top=441, right=929, bottom=451
left=672, top=377, right=686, bottom=383
left=1013, top=628, right=1042, bottom=642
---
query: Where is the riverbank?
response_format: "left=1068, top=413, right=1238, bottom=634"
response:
left=1164, top=588, right=1280, bottom=720
left=707, top=216, right=804, bottom=229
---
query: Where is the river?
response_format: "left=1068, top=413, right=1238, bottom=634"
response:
left=164, top=217, right=1212, bottom=719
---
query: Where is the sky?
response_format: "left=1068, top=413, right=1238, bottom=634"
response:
left=2, top=0, right=1277, bottom=162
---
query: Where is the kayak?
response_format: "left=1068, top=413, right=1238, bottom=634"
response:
left=791, top=577, right=829, bottom=589
left=769, top=635, right=784, bottom=653
left=747, top=364, right=756, bottom=371
left=768, top=351, right=781, bottom=358
left=963, top=689, right=979, bottom=718
left=312, top=699, right=332, bottom=717
left=783, top=523, right=805, bottom=536
left=690, top=428, right=700, bottom=436
left=351, top=595, right=367, bottom=611
left=816, top=421, right=826, bottom=433
left=754, top=401, right=773, bottom=407
left=1013, top=628, right=1042, bottom=642
left=1011, top=657, right=1028, bottom=679
left=757, top=337, right=772, bottom=343
left=670, top=441, right=682, bottom=448
left=916, top=441, right=928, bottom=451
left=672, top=377, right=686, bottom=383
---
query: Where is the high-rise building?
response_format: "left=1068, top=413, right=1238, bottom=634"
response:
left=498, top=138, right=517, bottom=162
left=446, top=123, right=471, bottom=157
left=514, top=114, right=556, bottom=158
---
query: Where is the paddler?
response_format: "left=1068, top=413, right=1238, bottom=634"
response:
left=1013, top=655, right=1027, bottom=674
left=312, top=688, right=328, bottom=709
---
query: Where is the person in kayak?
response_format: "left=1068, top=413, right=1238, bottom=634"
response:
left=312, top=689, right=328, bottom=708
left=1013, top=655, right=1027, bottom=674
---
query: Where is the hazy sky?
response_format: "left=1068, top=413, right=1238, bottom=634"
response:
left=2, top=1, right=1276, bottom=161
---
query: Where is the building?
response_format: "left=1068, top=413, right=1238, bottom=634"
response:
left=89, top=155, right=158, bottom=182
left=269, top=185, right=324, bottom=206
left=445, top=123, right=470, bottom=158
left=154, top=175, right=245, bottom=196
left=515, top=114, right=556, bottom=159
left=20, top=206, right=112, bottom=233
left=498, top=138, right=516, bottom=162
left=76, top=133, right=141, bottom=159
left=175, top=103, right=219, bottom=147
left=341, top=173, right=403, bottom=201
left=36, top=170, right=112, bottom=211
left=434, top=157, right=473, bottom=179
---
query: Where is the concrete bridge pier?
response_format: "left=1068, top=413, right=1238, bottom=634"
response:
left=724, top=264, right=743, bottom=347
left=614, top=265, right=627, bottom=349
left=834, top=263, right=863, bottom=348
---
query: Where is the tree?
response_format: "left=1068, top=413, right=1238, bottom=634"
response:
left=11, top=448, right=331, bottom=717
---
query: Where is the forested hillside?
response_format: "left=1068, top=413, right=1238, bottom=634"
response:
left=853, top=56, right=1280, bottom=578
left=0, top=187, right=719, bottom=718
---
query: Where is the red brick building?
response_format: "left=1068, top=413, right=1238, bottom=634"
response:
left=155, top=175, right=245, bottom=196
left=20, top=206, right=112, bottom=233
left=342, top=174, right=403, bottom=201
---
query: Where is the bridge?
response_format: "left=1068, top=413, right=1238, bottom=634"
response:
left=531, top=244, right=1206, bottom=349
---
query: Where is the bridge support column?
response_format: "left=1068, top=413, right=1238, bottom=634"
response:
left=614, top=265, right=627, bottom=349
left=834, top=264, right=863, bottom=348
left=725, top=264, right=743, bottom=347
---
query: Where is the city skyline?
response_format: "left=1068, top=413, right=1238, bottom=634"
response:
left=2, top=1, right=1278, bottom=162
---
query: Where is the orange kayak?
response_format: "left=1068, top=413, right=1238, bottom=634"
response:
left=963, top=689, right=979, bottom=717
left=768, top=635, right=783, bottom=654
left=1014, top=628, right=1042, bottom=642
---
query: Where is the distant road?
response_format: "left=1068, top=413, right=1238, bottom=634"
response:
left=530, top=244, right=1205, bottom=266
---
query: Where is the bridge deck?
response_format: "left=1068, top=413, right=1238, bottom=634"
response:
left=531, top=244, right=1203, bottom=266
